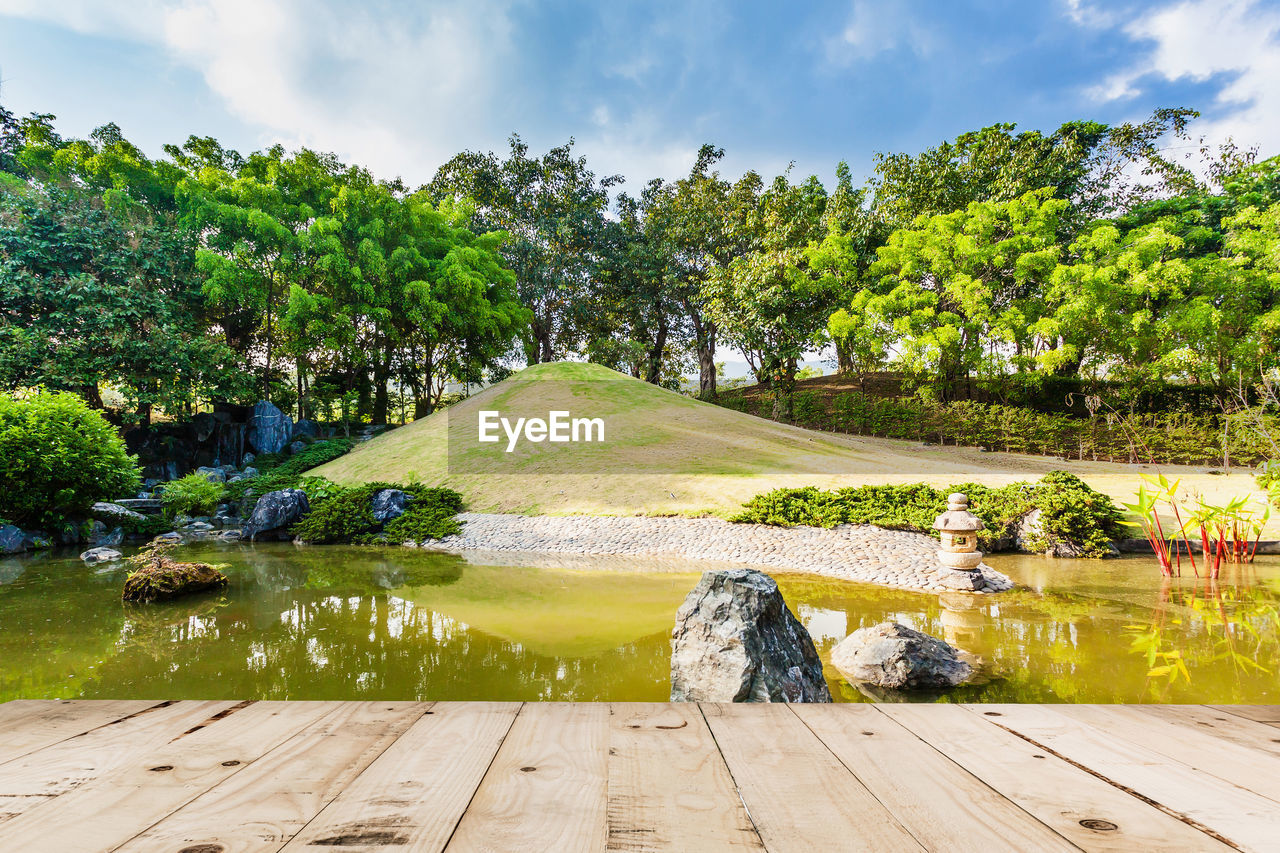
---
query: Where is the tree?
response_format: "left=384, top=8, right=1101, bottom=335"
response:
left=429, top=135, right=619, bottom=364
left=0, top=184, right=233, bottom=418
left=704, top=171, right=835, bottom=419
left=860, top=189, right=1066, bottom=395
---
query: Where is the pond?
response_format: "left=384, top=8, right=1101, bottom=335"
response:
left=1, top=544, right=1277, bottom=703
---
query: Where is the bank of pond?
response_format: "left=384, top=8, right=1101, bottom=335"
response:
left=1, top=543, right=1276, bottom=705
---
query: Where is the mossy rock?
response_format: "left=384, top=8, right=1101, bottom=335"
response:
left=122, top=561, right=229, bottom=603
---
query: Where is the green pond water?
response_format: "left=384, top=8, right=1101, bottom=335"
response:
left=1, top=544, right=1277, bottom=704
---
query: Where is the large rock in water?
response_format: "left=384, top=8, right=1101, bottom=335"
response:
left=670, top=569, right=831, bottom=703
left=831, top=622, right=972, bottom=690
left=243, top=489, right=310, bottom=541
left=247, top=400, right=293, bottom=455
left=0, top=525, right=26, bottom=555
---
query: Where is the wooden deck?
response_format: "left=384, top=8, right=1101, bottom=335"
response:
left=1, top=702, right=1278, bottom=852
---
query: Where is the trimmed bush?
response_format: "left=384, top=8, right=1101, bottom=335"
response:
left=732, top=471, right=1123, bottom=558
left=223, top=438, right=354, bottom=505
left=0, top=390, right=141, bottom=527
left=291, top=483, right=464, bottom=545
left=160, top=472, right=224, bottom=518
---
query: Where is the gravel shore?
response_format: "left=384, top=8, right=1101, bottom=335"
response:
left=431, top=513, right=1014, bottom=594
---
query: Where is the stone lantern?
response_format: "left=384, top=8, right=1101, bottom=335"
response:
left=933, top=492, right=985, bottom=590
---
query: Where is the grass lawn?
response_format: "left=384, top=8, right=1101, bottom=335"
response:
left=313, top=362, right=1275, bottom=532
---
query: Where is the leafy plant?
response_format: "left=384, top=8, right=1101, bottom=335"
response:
left=291, top=483, right=464, bottom=545
left=733, top=472, right=1122, bottom=557
left=223, top=439, right=354, bottom=505
left=160, top=472, right=224, bottom=518
left=0, top=390, right=141, bottom=527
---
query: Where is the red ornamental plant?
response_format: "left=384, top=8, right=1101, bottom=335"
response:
left=1125, top=474, right=1268, bottom=579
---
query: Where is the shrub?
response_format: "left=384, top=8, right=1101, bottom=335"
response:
left=0, top=390, right=141, bottom=527
left=290, top=483, right=464, bottom=545
left=733, top=471, right=1123, bottom=558
left=224, top=438, right=354, bottom=505
left=160, top=472, right=224, bottom=518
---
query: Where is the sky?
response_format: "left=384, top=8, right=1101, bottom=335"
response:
left=0, top=0, right=1278, bottom=193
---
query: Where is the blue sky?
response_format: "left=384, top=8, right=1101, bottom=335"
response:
left=0, top=0, right=1278, bottom=191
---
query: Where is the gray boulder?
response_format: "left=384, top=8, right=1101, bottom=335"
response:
left=288, top=440, right=307, bottom=455
left=670, top=569, right=831, bottom=703
left=0, top=524, right=26, bottom=554
left=247, top=400, right=293, bottom=455
left=371, top=488, right=408, bottom=524
left=831, top=622, right=972, bottom=690
left=293, top=419, right=319, bottom=439
left=243, top=488, right=311, bottom=540
left=87, top=521, right=125, bottom=547
left=240, top=466, right=259, bottom=478
left=80, top=547, right=123, bottom=565
left=92, top=501, right=146, bottom=524
left=195, top=466, right=227, bottom=483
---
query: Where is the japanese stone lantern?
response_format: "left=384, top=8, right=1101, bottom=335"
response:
left=933, top=492, right=985, bottom=574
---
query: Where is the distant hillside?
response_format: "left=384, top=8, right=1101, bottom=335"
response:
left=312, top=361, right=1263, bottom=518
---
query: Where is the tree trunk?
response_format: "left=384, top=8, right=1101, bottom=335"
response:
left=645, top=317, right=669, bottom=385
left=834, top=339, right=853, bottom=374
left=692, top=316, right=717, bottom=398
left=79, top=383, right=104, bottom=409
left=372, top=341, right=393, bottom=425
left=770, top=359, right=795, bottom=422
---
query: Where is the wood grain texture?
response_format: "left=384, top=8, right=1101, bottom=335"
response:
left=1143, top=704, right=1280, bottom=758
left=114, top=701, right=428, bottom=853
left=702, top=702, right=924, bottom=853
left=883, top=703, right=1235, bottom=852
left=0, top=700, right=334, bottom=852
left=794, top=703, right=1074, bottom=853
left=606, top=703, right=763, bottom=852
left=1209, top=704, right=1280, bottom=726
left=0, top=700, right=235, bottom=827
left=969, top=703, right=1280, bottom=852
left=282, top=701, right=520, bottom=852
left=446, top=702, right=610, bottom=853
left=0, top=700, right=164, bottom=767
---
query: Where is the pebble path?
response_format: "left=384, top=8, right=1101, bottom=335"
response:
left=432, top=513, right=1014, bottom=594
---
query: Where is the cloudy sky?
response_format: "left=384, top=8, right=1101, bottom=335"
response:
left=0, top=0, right=1277, bottom=191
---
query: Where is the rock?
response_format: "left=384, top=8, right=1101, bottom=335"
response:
left=122, top=561, right=228, bottom=603
left=113, top=498, right=163, bottom=515
left=0, top=525, right=26, bottom=554
left=247, top=400, right=293, bottom=455
left=81, top=547, right=123, bottom=565
left=87, top=521, right=125, bottom=547
left=293, top=419, right=319, bottom=439
left=1015, top=509, right=1115, bottom=558
left=22, top=530, right=53, bottom=550
left=371, top=489, right=409, bottom=524
left=937, top=569, right=983, bottom=591
left=287, top=440, right=306, bottom=455
left=92, top=501, right=146, bottom=524
left=181, top=521, right=215, bottom=532
left=831, top=622, right=972, bottom=690
left=195, top=466, right=227, bottom=483
left=670, top=569, right=831, bottom=703
left=241, top=452, right=256, bottom=466
left=241, top=466, right=259, bottom=478
left=153, top=532, right=183, bottom=546
left=243, top=488, right=311, bottom=541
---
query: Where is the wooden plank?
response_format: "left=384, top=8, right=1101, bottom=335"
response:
left=1209, top=705, right=1280, bottom=726
left=0, top=700, right=166, bottom=767
left=606, top=703, right=762, bottom=852
left=794, top=703, right=1073, bottom=852
left=282, top=701, right=520, bottom=852
left=1055, top=705, right=1280, bottom=803
left=701, top=702, right=923, bottom=853
left=968, top=703, right=1280, bottom=852
left=113, top=701, right=428, bottom=853
left=445, top=702, right=610, bottom=853
left=881, top=703, right=1234, bottom=852
left=1142, top=705, right=1280, bottom=758
left=0, top=700, right=236, bottom=826
left=0, top=700, right=336, bottom=852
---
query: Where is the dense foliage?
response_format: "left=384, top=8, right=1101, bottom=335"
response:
left=290, top=483, right=463, bottom=544
left=0, top=390, right=140, bottom=526
left=720, top=389, right=1272, bottom=466
left=159, top=473, right=224, bottom=518
left=733, top=472, right=1124, bottom=558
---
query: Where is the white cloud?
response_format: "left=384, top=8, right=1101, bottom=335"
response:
left=824, top=1, right=934, bottom=65
left=0, top=0, right=518, bottom=183
left=1088, top=0, right=1280, bottom=156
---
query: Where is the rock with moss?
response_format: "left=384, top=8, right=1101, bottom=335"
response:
left=122, top=544, right=228, bottom=603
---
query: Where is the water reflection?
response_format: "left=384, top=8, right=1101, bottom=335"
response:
left=0, top=545, right=1277, bottom=704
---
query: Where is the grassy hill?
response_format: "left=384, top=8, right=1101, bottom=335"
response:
left=313, top=362, right=1269, bottom=521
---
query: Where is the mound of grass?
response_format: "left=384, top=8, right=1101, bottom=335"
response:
left=733, top=471, right=1123, bottom=558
